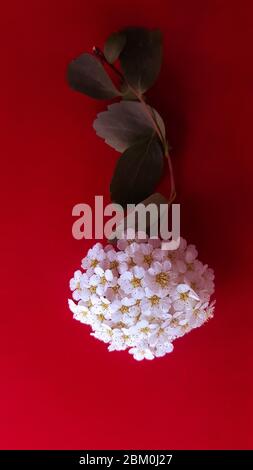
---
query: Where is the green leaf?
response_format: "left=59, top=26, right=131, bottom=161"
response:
left=149, top=105, right=166, bottom=143
left=104, top=32, right=126, bottom=64
left=93, top=101, right=166, bottom=152
left=67, top=53, right=121, bottom=99
left=119, top=27, right=162, bottom=94
left=110, top=137, right=164, bottom=206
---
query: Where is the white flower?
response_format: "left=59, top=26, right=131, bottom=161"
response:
left=128, top=320, right=156, bottom=340
left=93, top=296, right=112, bottom=318
left=69, top=270, right=82, bottom=291
left=91, top=324, right=112, bottom=343
left=69, top=270, right=83, bottom=300
left=185, top=244, right=198, bottom=264
left=132, top=243, right=154, bottom=267
left=76, top=272, right=98, bottom=301
left=111, top=297, right=140, bottom=327
left=188, top=300, right=215, bottom=328
left=145, top=261, right=174, bottom=296
left=154, top=341, right=174, bottom=357
left=115, top=251, right=131, bottom=275
left=104, top=248, right=119, bottom=272
left=165, top=312, right=189, bottom=339
left=69, top=234, right=215, bottom=361
left=129, top=346, right=154, bottom=361
left=108, top=328, right=136, bottom=351
left=104, top=277, right=124, bottom=302
left=171, top=284, right=199, bottom=311
left=81, top=243, right=106, bottom=272
left=118, top=266, right=145, bottom=299
left=148, top=320, right=172, bottom=347
left=68, top=299, right=95, bottom=326
left=141, top=288, right=171, bottom=316
left=89, top=266, right=114, bottom=296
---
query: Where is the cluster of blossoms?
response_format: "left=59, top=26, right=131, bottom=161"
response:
left=69, top=234, right=215, bottom=361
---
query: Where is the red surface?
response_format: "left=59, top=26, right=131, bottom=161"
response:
left=0, top=0, right=253, bottom=450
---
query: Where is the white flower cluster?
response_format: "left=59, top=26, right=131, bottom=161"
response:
left=69, top=235, right=215, bottom=361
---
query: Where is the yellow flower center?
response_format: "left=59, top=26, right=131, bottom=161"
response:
left=91, top=259, right=99, bottom=268
left=119, top=305, right=129, bottom=314
left=89, top=286, right=97, bottom=294
left=100, top=276, right=107, bottom=285
left=101, top=302, right=109, bottom=310
left=150, top=295, right=160, bottom=306
left=179, top=292, right=189, bottom=301
left=114, top=322, right=125, bottom=328
left=140, top=327, right=150, bottom=334
left=112, top=284, right=119, bottom=293
left=110, top=261, right=118, bottom=270
left=155, top=272, right=169, bottom=287
left=182, top=322, right=189, bottom=332
left=193, top=308, right=200, bottom=317
left=144, top=254, right=153, bottom=266
left=131, top=277, right=141, bottom=288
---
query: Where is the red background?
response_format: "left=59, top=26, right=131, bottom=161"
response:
left=1, top=0, right=253, bottom=450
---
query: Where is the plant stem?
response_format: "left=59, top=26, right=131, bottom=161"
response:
left=135, top=92, right=164, bottom=144
left=93, top=46, right=164, bottom=142
left=93, top=47, right=124, bottom=80
left=93, top=46, right=176, bottom=202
